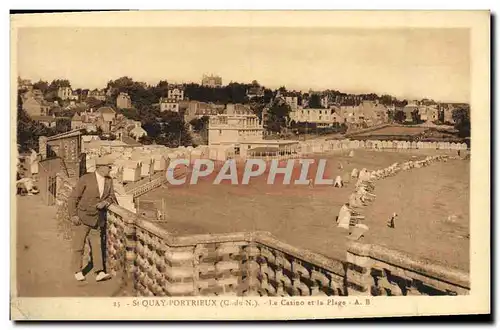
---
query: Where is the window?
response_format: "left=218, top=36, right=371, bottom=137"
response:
left=219, top=130, right=222, bottom=135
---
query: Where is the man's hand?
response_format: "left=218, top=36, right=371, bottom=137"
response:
left=96, top=201, right=110, bottom=210
left=70, top=215, right=82, bottom=226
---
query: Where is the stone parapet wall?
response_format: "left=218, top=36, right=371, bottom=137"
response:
left=105, top=204, right=468, bottom=297
left=346, top=241, right=469, bottom=296
left=124, top=170, right=168, bottom=198
left=107, top=207, right=348, bottom=297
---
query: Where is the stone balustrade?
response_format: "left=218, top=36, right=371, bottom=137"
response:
left=346, top=241, right=469, bottom=296
left=103, top=204, right=467, bottom=297
left=106, top=205, right=349, bottom=296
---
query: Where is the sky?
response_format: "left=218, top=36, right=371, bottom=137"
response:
left=16, top=27, right=470, bottom=103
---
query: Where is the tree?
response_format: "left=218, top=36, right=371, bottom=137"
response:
left=308, top=94, right=323, bottom=108
left=394, top=110, right=406, bottom=123
left=387, top=110, right=394, bottom=122
left=189, top=116, right=209, bottom=132
left=32, top=80, right=49, bottom=94
left=96, top=126, right=103, bottom=136
left=16, top=93, right=53, bottom=153
left=340, top=123, right=348, bottom=134
left=394, top=99, right=408, bottom=108
left=380, top=94, right=394, bottom=106
left=47, top=79, right=71, bottom=95
left=86, top=97, right=104, bottom=109
left=263, top=89, right=274, bottom=104
left=138, top=136, right=154, bottom=145
left=55, top=118, right=71, bottom=133
left=106, top=76, right=158, bottom=109
left=266, top=100, right=291, bottom=133
left=120, top=108, right=141, bottom=121
left=452, top=107, right=471, bottom=138
left=142, top=121, right=162, bottom=139
left=411, top=110, right=421, bottom=124
left=438, top=109, right=445, bottom=123
left=152, top=80, right=170, bottom=99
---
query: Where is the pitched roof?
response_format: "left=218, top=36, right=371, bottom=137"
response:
left=72, top=112, right=82, bottom=121
left=31, top=116, right=58, bottom=122
left=121, top=135, right=142, bottom=146
left=46, top=129, right=84, bottom=141
left=122, top=160, right=142, bottom=168
left=97, top=106, right=116, bottom=114
left=81, top=135, right=101, bottom=142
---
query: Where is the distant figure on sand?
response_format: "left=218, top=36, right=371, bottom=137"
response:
left=333, top=175, right=343, bottom=188
left=68, top=157, right=117, bottom=283
left=387, top=213, right=397, bottom=228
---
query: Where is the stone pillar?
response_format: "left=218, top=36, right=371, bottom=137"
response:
left=345, top=241, right=373, bottom=296
left=120, top=212, right=137, bottom=296
left=38, top=136, right=48, bottom=160
left=243, top=242, right=261, bottom=296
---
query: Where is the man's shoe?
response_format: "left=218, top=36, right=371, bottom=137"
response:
left=96, top=271, right=112, bottom=282
left=74, top=272, right=85, bottom=281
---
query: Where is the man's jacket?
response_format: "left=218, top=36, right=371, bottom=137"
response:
left=67, top=172, right=118, bottom=228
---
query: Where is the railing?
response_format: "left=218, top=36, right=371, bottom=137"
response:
left=104, top=204, right=468, bottom=297
left=124, top=170, right=168, bottom=198
left=346, top=241, right=470, bottom=296
left=107, top=204, right=349, bottom=297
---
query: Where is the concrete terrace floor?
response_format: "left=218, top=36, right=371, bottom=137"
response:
left=142, top=149, right=469, bottom=266
left=15, top=195, right=124, bottom=297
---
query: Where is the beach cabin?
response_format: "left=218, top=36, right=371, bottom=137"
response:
left=190, top=149, right=203, bottom=160
left=112, top=181, right=136, bottom=213
left=122, top=160, right=142, bottom=183
left=151, top=154, right=168, bottom=171
left=139, top=157, right=155, bottom=177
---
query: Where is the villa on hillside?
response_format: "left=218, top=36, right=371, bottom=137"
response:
left=116, top=92, right=132, bottom=109
left=167, top=85, right=185, bottom=101
left=159, top=98, right=180, bottom=112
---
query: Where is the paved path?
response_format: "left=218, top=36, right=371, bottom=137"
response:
left=15, top=195, right=125, bottom=297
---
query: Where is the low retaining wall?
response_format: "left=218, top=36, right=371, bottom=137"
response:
left=346, top=241, right=469, bottom=296
left=103, top=204, right=470, bottom=297
left=53, top=150, right=470, bottom=297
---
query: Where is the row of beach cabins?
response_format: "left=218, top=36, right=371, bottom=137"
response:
left=84, top=138, right=469, bottom=185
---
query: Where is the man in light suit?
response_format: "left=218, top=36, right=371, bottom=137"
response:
left=68, top=157, right=117, bottom=282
